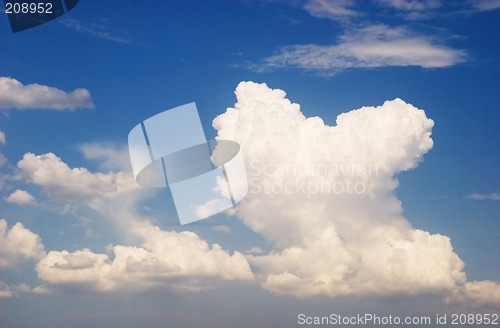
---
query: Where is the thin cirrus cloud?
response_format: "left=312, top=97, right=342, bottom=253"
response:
left=304, top=0, right=500, bottom=20
left=471, top=0, right=500, bottom=11
left=0, top=130, right=6, bottom=167
left=303, top=0, right=441, bottom=22
left=212, top=224, right=231, bottom=234
left=256, top=24, right=466, bottom=74
left=377, top=0, right=442, bottom=11
left=376, top=0, right=442, bottom=19
left=252, top=1, right=468, bottom=74
left=0, top=77, right=94, bottom=110
left=60, top=18, right=133, bottom=44
left=79, top=142, right=133, bottom=172
left=303, top=0, right=357, bottom=21
left=466, top=192, right=500, bottom=200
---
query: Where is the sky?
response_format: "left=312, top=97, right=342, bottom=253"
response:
left=0, top=0, right=499, bottom=327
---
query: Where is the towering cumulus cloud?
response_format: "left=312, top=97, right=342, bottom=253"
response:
left=213, top=81, right=466, bottom=298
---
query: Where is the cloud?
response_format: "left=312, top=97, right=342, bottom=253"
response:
left=377, top=0, right=441, bottom=11
left=471, top=0, right=500, bottom=11
left=0, top=281, right=34, bottom=298
left=212, top=225, right=231, bottom=234
left=0, top=77, right=94, bottom=110
left=8, top=82, right=499, bottom=304
left=16, top=152, right=138, bottom=203
left=6, top=189, right=36, bottom=205
left=60, top=19, right=133, bottom=44
left=303, top=0, right=357, bottom=21
left=80, top=142, right=133, bottom=172
left=15, top=148, right=254, bottom=294
left=447, top=281, right=500, bottom=308
left=0, top=281, right=14, bottom=298
left=0, top=219, right=46, bottom=269
left=256, top=25, right=466, bottom=74
left=466, top=192, right=500, bottom=200
left=376, top=0, right=442, bottom=19
left=211, top=81, right=487, bottom=299
left=0, top=130, right=6, bottom=167
left=37, top=222, right=253, bottom=293
left=246, top=247, right=264, bottom=254
left=196, top=198, right=232, bottom=219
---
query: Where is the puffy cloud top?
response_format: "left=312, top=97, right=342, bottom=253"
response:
left=37, top=223, right=254, bottom=293
left=0, top=219, right=45, bottom=269
left=213, top=81, right=464, bottom=298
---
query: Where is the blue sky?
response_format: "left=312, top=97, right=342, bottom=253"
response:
left=0, top=1, right=499, bottom=327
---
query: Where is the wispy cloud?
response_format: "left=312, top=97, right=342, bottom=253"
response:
left=246, top=247, right=264, bottom=255
left=303, top=0, right=357, bottom=21
left=60, top=18, right=133, bottom=44
left=80, top=142, right=132, bottom=172
left=377, top=0, right=442, bottom=11
left=248, top=0, right=477, bottom=75
left=212, top=224, right=231, bottom=234
left=466, top=192, right=500, bottom=200
left=377, top=0, right=442, bottom=20
left=254, top=24, right=466, bottom=75
left=470, top=0, right=500, bottom=11
left=0, top=77, right=94, bottom=110
left=0, top=130, right=6, bottom=170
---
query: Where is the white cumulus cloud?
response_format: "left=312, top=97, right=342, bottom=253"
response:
left=9, top=82, right=499, bottom=305
left=447, top=281, right=500, bottom=308
left=37, top=222, right=253, bottom=293
left=212, top=81, right=478, bottom=299
left=0, top=77, right=94, bottom=110
left=6, top=189, right=36, bottom=205
left=15, top=148, right=254, bottom=294
left=16, top=152, right=138, bottom=202
left=0, top=219, right=46, bottom=269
